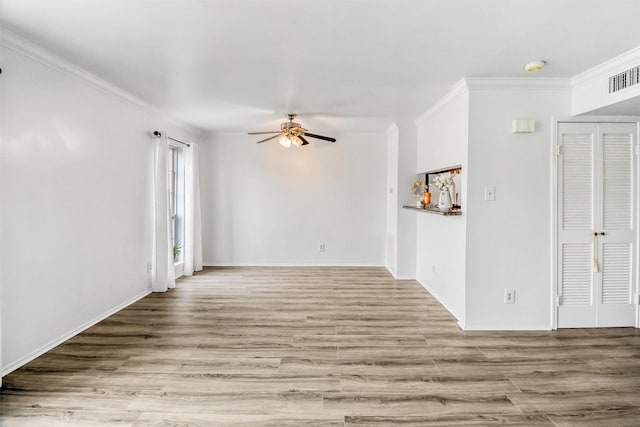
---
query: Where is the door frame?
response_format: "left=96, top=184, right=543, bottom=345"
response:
left=550, top=116, right=640, bottom=330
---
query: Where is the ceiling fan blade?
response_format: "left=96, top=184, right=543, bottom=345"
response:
left=303, top=132, right=336, bottom=143
left=248, top=131, right=281, bottom=135
left=298, top=135, right=310, bottom=146
left=256, top=134, right=281, bottom=144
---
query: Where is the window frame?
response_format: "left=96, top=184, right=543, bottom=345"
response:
left=167, top=144, right=185, bottom=266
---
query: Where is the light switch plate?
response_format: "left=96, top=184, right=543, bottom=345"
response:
left=504, top=289, right=515, bottom=304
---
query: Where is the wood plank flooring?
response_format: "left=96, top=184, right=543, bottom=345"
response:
left=1, top=266, right=639, bottom=426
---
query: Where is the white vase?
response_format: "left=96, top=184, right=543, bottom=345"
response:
left=438, top=189, right=452, bottom=211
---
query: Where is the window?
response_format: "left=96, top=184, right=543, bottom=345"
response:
left=168, top=146, right=184, bottom=264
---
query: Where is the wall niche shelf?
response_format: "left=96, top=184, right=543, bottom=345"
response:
left=407, top=164, right=463, bottom=216
left=403, top=205, right=462, bottom=216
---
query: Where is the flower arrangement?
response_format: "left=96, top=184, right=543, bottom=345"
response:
left=433, top=172, right=455, bottom=191
left=411, top=178, right=427, bottom=199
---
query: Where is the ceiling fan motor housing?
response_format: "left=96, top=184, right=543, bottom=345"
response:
left=281, top=121, right=301, bottom=131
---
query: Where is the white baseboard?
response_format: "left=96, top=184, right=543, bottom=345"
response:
left=385, top=266, right=398, bottom=278
left=1, top=288, right=152, bottom=377
left=462, top=323, right=553, bottom=331
left=462, top=324, right=552, bottom=332
left=415, top=278, right=463, bottom=325
left=203, top=263, right=386, bottom=268
left=385, top=267, right=414, bottom=280
left=393, top=275, right=416, bottom=280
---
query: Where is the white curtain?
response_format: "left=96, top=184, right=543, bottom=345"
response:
left=184, top=143, right=203, bottom=275
left=0, top=309, right=3, bottom=387
left=152, top=132, right=176, bottom=292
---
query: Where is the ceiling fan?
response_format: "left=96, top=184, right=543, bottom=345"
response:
left=248, top=114, right=337, bottom=147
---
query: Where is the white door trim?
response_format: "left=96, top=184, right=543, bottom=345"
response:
left=636, top=121, right=640, bottom=329
left=550, top=116, right=559, bottom=330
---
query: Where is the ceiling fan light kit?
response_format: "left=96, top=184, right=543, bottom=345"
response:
left=278, top=134, right=302, bottom=147
left=248, top=114, right=336, bottom=147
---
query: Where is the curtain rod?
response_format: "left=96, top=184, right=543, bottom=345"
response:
left=153, top=131, right=191, bottom=147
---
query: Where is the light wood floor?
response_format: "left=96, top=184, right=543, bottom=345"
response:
left=1, top=267, right=640, bottom=426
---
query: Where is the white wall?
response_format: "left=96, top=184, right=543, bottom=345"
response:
left=415, top=88, right=469, bottom=325
left=572, top=46, right=640, bottom=115
left=393, top=119, right=418, bottom=279
left=464, top=82, right=571, bottom=329
left=199, top=132, right=387, bottom=266
left=385, top=124, right=399, bottom=275
left=0, top=40, right=198, bottom=373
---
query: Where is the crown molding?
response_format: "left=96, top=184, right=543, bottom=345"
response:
left=463, top=77, right=571, bottom=90
left=414, top=77, right=571, bottom=126
left=0, top=29, right=199, bottom=135
left=414, top=79, right=469, bottom=126
left=572, top=46, right=640, bottom=86
left=385, top=122, right=399, bottom=137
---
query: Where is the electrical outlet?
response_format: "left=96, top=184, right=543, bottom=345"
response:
left=484, top=186, right=496, bottom=201
left=504, top=289, right=515, bottom=304
left=319, top=243, right=326, bottom=253
left=147, top=262, right=152, bottom=273
left=432, top=264, right=436, bottom=274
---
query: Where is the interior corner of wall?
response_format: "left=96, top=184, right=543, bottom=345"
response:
left=385, top=264, right=397, bottom=279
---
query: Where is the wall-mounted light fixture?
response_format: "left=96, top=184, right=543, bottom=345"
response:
left=512, top=119, right=536, bottom=133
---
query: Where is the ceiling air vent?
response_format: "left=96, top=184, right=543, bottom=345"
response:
left=609, top=65, right=640, bottom=93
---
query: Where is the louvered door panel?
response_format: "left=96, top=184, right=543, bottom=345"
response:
left=602, top=133, right=633, bottom=230
left=561, top=134, right=593, bottom=231
left=557, top=122, right=638, bottom=328
left=601, top=243, right=632, bottom=304
left=560, top=243, right=592, bottom=305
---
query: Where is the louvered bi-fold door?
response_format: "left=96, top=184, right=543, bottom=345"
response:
left=597, top=123, right=637, bottom=326
left=557, top=122, right=638, bottom=328
left=557, top=123, right=597, bottom=327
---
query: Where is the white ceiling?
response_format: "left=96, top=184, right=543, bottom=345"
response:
left=2, top=0, right=639, bottom=133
